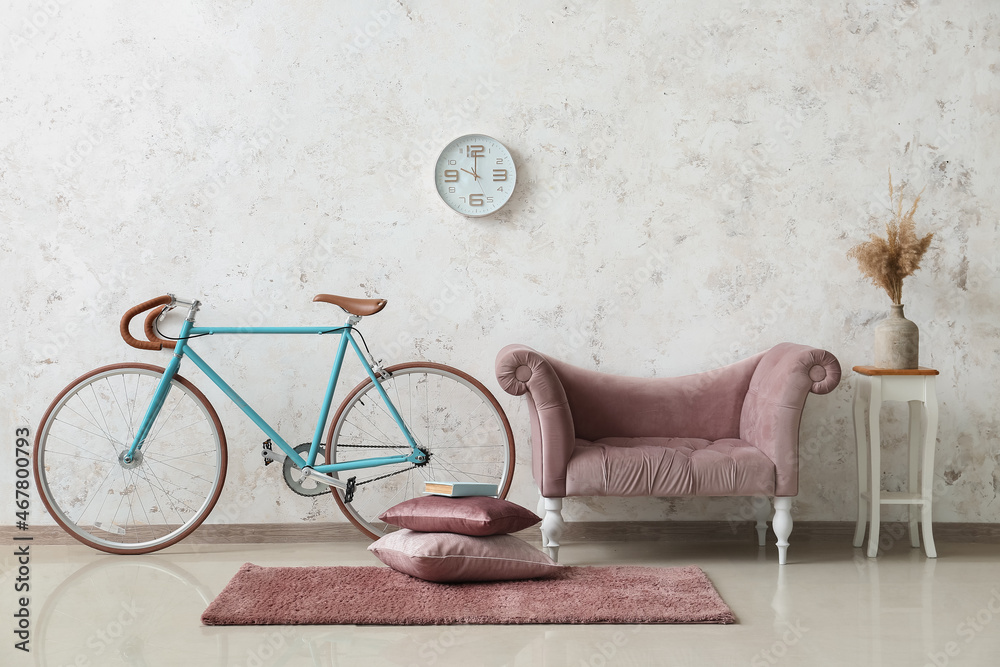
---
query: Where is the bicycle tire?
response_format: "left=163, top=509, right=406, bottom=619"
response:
left=326, top=362, right=515, bottom=539
left=34, top=363, right=227, bottom=554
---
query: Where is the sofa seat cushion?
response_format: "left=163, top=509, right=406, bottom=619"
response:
left=564, top=437, right=776, bottom=497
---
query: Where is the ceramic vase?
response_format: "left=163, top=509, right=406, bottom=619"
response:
left=874, top=303, right=919, bottom=369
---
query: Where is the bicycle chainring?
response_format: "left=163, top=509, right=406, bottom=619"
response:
left=282, top=443, right=331, bottom=497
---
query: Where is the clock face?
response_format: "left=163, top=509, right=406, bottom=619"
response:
left=434, top=135, right=516, bottom=217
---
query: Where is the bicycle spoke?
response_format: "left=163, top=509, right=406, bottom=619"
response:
left=142, top=460, right=200, bottom=522
left=359, top=473, right=409, bottom=508
left=392, top=375, right=406, bottom=435
left=134, top=374, right=162, bottom=442
left=146, top=418, right=211, bottom=444
left=367, top=391, right=410, bottom=445
left=423, top=374, right=431, bottom=448
left=126, top=372, right=158, bottom=441
left=440, top=414, right=497, bottom=449
left=122, top=373, right=138, bottom=436
left=45, top=427, right=122, bottom=459
left=342, top=417, right=397, bottom=449
left=143, top=454, right=215, bottom=485
left=62, top=400, right=124, bottom=451
left=106, top=377, right=140, bottom=449
left=146, top=391, right=187, bottom=447
left=73, top=463, right=119, bottom=527
left=344, top=391, right=404, bottom=448
left=86, top=382, right=122, bottom=454
left=163, top=449, right=219, bottom=461
left=118, top=469, right=139, bottom=534
left=89, top=468, right=127, bottom=525
left=430, top=462, right=498, bottom=482
left=41, top=446, right=120, bottom=466
left=121, top=476, right=140, bottom=540
left=135, top=472, right=162, bottom=529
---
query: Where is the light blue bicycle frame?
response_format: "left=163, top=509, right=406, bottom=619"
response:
left=123, top=315, right=423, bottom=482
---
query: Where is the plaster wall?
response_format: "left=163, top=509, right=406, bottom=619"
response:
left=2, top=0, right=998, bottom=528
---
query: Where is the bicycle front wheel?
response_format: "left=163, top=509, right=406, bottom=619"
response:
left=34, top=363, right=227, bottom=554
left=326, top=363, right=515, bottom=539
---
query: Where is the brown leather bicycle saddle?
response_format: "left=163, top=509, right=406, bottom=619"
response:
left=313, top=294, right=387, bottom=317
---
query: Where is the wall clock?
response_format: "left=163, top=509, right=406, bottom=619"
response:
left=434, top=134, right=516, bottom=217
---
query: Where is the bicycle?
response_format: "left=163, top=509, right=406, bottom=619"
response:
left=33, top=293, right=515, bottom=554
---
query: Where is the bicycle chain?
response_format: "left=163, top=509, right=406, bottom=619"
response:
left=290, top=444, right=428, bottom=495
left=348, top=446, right=430, bottom=490
left=336, top=444, right=404, bottom=449
left=284, top=458, right=406, bottom=496
left=355, top=462, right=422, bottom=487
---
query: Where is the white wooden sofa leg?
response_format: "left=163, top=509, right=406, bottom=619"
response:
left=540, top=497, right=565, bottom=562
left=773, top=497, right=793, bottom=565
left=754, top=496, right=770, bottom=547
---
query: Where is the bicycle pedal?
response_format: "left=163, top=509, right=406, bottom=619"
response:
left=345, top=477, right=356, bottom=503
left=261, top=439, right=277, bottom=466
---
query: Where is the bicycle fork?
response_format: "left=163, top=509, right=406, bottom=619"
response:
left=123, top=298, right=197, bottom=464
left=123, top=341, right=185, bottom=464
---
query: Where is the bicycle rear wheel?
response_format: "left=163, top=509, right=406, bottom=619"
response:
left=326, top=362, right=515, bottom=539
left=34, top=363, right=227, bottom=554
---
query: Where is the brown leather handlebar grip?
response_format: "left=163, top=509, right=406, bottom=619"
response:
left=144, top=305, right=176, bottom=351
left=120, top=295, right=173, bottom=351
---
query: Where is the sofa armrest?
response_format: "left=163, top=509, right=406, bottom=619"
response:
left=495, top=344, right=576, bottom=497
left=740, top=343, right=841, bottom=496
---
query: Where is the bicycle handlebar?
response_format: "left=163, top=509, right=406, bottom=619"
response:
left=144, top=305, right=176, bottom=350
left=120, top=295, right=176, bottom=351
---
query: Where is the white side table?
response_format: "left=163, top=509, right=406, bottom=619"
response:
left=852, top=365, right=939, bottom=558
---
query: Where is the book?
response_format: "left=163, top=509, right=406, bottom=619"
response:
left=423, top=481, right=499, bottom=498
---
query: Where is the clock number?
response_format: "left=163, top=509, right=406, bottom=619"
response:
left=497, top=186, right=504, bottom=192
left=496, top=158, right=504, bottom=164
left=493, top=169, right=508, bottom=181
left=448, top=187, right=455, bottom=193
left=487, top=197, right=494, bottom=203
left=469, top=194, right=484, bottom=206
left=467, top=145, right=485, bottom=158
left=444, top=169, right=459, bottom=183
left=448, top=159, right=457, bottom=165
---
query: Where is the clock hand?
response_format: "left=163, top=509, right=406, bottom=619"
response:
left=460, top=168, right=477, bottom=178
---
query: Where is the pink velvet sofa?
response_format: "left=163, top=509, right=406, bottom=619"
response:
left=495, top=343, right=841, bottom=564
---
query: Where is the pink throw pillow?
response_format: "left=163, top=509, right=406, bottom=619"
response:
left=368, top=530, right=562, bottom=583
left=378, top=495, right=541, bottom=536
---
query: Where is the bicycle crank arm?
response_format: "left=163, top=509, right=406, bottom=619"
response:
left=260, top=439, right=286, bottom=467
left=300, top=468, right=356, bottom=501
left=261, top=447, right=286, bottom=465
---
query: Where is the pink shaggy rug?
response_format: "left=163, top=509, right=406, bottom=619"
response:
left=202, top=563, right=735, bottom=625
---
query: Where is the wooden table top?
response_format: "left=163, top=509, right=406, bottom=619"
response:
left=853, top=365, right=939, bottom=376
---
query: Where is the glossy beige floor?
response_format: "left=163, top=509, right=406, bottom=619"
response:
left=3, top=535, right=999, bottom=667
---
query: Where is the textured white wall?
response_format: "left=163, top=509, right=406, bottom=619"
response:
left=3, top=0, right=998, bottom=528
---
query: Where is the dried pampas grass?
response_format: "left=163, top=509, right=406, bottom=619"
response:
left=848, top=171, right=934, bottom=304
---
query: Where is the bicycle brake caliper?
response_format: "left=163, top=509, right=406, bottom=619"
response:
left=374, top=363, right=392, bottom=380
left=367, top=353, right=391, bottom=380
